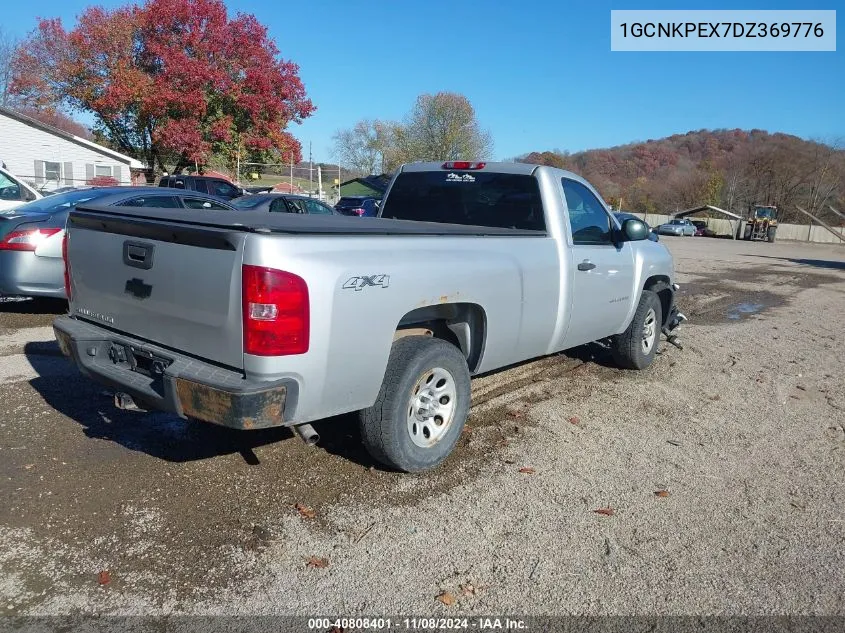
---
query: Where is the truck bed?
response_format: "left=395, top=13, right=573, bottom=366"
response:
left=70, top=202, right=548, bottom=237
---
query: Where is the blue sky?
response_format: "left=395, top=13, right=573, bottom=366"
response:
left=4, top=0, right=843, bottom=162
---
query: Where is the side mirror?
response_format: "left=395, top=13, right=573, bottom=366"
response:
left=620, top=218, right=649, bottom=242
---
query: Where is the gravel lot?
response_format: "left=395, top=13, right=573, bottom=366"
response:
left=0, top=237, right=843, bottom=617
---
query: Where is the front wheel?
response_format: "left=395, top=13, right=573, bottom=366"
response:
left=359, top=336, right=471, bottom=472
left=611, top=289, right=663, bottom=370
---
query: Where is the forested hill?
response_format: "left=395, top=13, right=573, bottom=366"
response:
left=517, top=129, right=844, bottom=224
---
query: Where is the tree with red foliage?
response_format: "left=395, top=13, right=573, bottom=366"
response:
left=11, top=0, right=314, bottom=174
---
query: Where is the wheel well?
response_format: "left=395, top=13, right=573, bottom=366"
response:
left=643, top=275, right=672, bottom=326
left=394, top=303, right=486, bottom=372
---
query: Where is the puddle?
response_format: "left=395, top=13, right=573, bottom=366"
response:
left=727, top=302, right=766, bottom=320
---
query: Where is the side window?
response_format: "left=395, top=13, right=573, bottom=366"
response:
left=305, top=199, right=332, bottom=214
left=120, top=196, right=181, bottom=208
left=270, top=198, right=289, bottom=213
left=193, top=179, right=209, bottom=194
left=561, top=179, right=613, bottom=245
left=182, top=197, right=230, bottom=210
left=0, top=172, right=23, bottom=201
left=286, top=198, right=307, bottom=214
left=212, top=180, right=238, bottom=198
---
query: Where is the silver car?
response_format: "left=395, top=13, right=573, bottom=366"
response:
left=0, top=187, right=236, bottom=299
left=657, top=218, right=696, bottom=236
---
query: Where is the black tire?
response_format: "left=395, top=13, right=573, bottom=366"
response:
left=359, top=336, right=470, bottom=472
left=767, top=227, right=777, bottom=243
left=611, top=289, right=662, bottom=370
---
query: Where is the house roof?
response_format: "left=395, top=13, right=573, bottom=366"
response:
left=271, top=181, right=304, bottom=193
left=0, top=105, right=145, bottom=169
left=673, top=204, right=743, bottom=221
left=339, top=174, right=391, bottom=192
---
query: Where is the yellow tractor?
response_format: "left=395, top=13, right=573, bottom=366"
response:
left=743, top=204, right=778, bottom=242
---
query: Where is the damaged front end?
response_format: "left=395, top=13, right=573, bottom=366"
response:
left=662, top=282, right=687, bottom=349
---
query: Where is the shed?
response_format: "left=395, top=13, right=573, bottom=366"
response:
left=672, top=204, right=744, bottom=239
left=338, top=174, right=391, bottom=199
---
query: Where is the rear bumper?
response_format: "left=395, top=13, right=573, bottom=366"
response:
left=53, top=315, right=296, bottom=430
left=0, top=251, right=66, bottom=298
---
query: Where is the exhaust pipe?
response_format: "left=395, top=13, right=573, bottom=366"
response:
left=293, top=423, right=320, bottom=446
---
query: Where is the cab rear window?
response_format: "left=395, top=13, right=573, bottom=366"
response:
left=380, top=172, right=545, bottom=231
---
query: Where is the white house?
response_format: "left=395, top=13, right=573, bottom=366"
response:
left=0, top=105, right=145, bottom=192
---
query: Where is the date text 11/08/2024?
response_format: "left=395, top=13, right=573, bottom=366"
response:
left=307, top=617, right=528, bottom=630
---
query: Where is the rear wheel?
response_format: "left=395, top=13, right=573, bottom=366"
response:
left=359, top=336, right=470, bottom=472
left=611, top=289, right=662, bottom=370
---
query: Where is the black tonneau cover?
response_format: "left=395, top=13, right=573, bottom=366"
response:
left=70, top=203, right=546, bottom=237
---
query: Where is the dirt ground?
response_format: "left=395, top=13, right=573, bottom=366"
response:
left=0, top=237, right=843, bottom=618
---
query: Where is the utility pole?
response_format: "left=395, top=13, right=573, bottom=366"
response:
left=290, top=156, right=293, bottom=193
left=309, top=142, right=313, bottom=195
left=317, top=165, right=323, bottom=200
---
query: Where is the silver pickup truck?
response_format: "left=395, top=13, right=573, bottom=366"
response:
left=53, top=161, right=684, bottom=471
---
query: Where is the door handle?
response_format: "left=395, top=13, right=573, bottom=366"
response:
left=577, top=260, right=596, bottom=271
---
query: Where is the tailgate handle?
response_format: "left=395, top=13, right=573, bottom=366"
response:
left=123, top=241, right=154, bottom=270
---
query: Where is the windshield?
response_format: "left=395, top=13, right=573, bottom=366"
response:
left=7, top=188, right=111, bottom=215
left=379, top=171, right=545, bottom=230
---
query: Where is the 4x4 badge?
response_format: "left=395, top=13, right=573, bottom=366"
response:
left=342, top=274, right=390, bottom=291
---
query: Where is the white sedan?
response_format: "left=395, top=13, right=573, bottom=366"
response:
left=657, top=218, right=696, bottom=236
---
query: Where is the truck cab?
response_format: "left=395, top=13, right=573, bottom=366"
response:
left=158, top=174, right=247, bottom=201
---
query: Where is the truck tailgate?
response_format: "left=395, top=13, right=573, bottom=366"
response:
left=66, top=212, right=246, bottom=370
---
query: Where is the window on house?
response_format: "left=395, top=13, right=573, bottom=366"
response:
left=45, top=162, right=61, bottom=183
left=95, top=165, right=112, bottom=177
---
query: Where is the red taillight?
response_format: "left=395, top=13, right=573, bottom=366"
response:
left=352, top=208, right=365, bottom=216
left=0, top=227, right=61, bottom=251
left=242, top=265, right=309, bottom=356
left=442, top=161, right=486, bottom=170
left=62, top=232, right=72, bottom=301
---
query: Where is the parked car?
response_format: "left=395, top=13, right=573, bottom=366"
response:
left=231, top=193, right=337, bottom=215
left=55, top=161, right=685, bottom=472
left=657, top=218, right=696, bottom=236
left=0, top=188, right=235, bottom=299
left=0, top=166, right=42, bottom=212
left=159, top=174, right=248, bottom=201
left=335, top=196, right=379, bottom=217
left=614, top=212, right=658, bottom=242
left=691, top=220, right=716, bottom=237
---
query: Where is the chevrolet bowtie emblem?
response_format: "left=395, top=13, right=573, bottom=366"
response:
left=125, top=277, right=153, bottom=299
